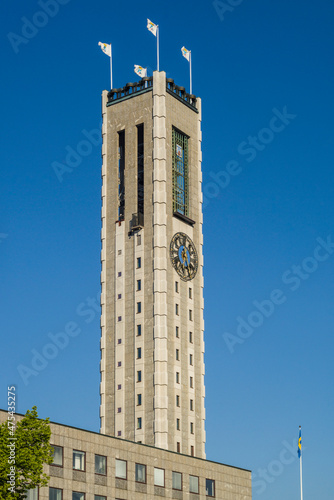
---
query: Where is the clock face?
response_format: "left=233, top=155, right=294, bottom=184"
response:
left=170, top=232, right=198, bottom=281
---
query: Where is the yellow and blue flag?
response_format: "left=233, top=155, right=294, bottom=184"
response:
left=297, top=427, right=302, bottom=458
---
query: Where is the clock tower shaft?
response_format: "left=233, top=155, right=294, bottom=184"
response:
left=100, top=71, right=205, bottom=458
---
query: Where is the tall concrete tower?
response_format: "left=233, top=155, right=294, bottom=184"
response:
left=100, top=71, right=205, bottom=458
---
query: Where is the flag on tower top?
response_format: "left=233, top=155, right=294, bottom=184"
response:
left=181, top=46, right=191, bottom=61
left=98, top=42, right=111, bottom=57
left=147, top=19, right=158, bottom=36
left=298, top=427, right=302, bottom=458
left=134, top=65, right=147, bottom=78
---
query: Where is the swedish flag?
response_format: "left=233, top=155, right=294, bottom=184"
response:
left=298, top=426, right=302, bottom=458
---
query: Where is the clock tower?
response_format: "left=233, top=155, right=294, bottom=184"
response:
left=100, top=71, right=206, bottom=458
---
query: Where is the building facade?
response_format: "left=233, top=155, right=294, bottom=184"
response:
left=100, top=72, right=205, bottom=458
left=0, top=411, right=251, bottom=500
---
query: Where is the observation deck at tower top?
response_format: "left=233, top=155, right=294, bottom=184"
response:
left=106, top=75, right=199, bottom=113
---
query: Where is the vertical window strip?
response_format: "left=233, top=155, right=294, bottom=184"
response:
left=137, top=124, right=144, bottom=216
left=118, top=130, right=125, bottom=219
left=172, top=128, right=189, bottom=216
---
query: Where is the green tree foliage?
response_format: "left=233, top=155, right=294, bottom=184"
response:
left=0, top=406, right=53, bottom=499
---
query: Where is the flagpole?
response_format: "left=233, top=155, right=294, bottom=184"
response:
left=110, top=44, right=113, bottom=89
left=189, top=51, right=192, bottom=94
left=298, top=425, right=303, bottom=500
left=157, top=25, right=160, bottom=71
left=300, top=452, right=303, bottom=500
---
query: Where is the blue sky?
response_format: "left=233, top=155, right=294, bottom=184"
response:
left=1, top=0, right=334, bottom=498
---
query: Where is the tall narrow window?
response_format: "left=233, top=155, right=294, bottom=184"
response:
left=172, top=127, right=189, bottom=216
left=118, top=130, right=125, bottom=219
left=137, top=124, right=144, bottom=216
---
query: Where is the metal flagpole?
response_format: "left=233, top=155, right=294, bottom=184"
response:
left=189, top=51, right=192, bottom=94
left=157, top=25, right=160, bottom=71
left=300, top=453, right=303, bottom=500
left=298, top=426, right=303, bottom=500
left=110, top=44, right=113, bottom=89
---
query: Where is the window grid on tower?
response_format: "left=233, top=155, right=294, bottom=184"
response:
left=172, top=127, right=189, bottom=216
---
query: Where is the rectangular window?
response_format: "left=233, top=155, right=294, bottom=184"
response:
left=118, top=130, right=125, bottom=219
left=191, top=445, right=194, bottom=457
left=154, top=468, right=165, bottom=487
left=51, top=445, right=63, bottom=467
left=189, top=331, right=193, bottom=343
left=190, top=354, right=193, bottom=365
left=117, top=361, right=122, bottom=367
left=176, top=349, right=179, bottom=361
left=118, top=316, right=122, bottom=322
left=137, top=279, right=141, bottom=291
left=176, top=418, right=180, bottom=430
left=176, top=372, right=180, bottom=384
left=117, top=384, right=121, bottom=390
left=189, top=287, right=192, bottom=299
left=137, top=393, right=142, bottom=405
left=94, top=496, right=106, bottom=500
left=175, top=281, right=179, bottom=293
left=117, top=430, right=121, bottom=436
left=190, top=399, right=194, bottom=411
left=172, top=471, right=182, bottom=490
left=176, top=326, right=179, bottom=338
left=137, top=417, right=142, bottom=429
left=206, top=479, right=215, bottom=497
left=115, top=459, right=127, bottom=479
left=190, top=422, right=194, bottom=434
left=72, top=493, right=85, bottom=500
left=73, top=450, right=85, bottom=471
left=172, top=127, right=189, bottom=216
left=189, top=475, right=199, bottom=493
left=137, top=257, right=141, bottom=268
left=118, top=293, right=122, bottom=299
left=26, top=488, right=38, bottom=500
left=117, top=271, right=122, bottom=277
left=190, top=376, right=193, bottom=388
left=118, top=249, right=122, bottom=255
left=49, top=488, right=62, bottom=500
left=137, top=347, right=142, bottom=359
left=137, top=302, right=141, bottom=313
left=137, top=234, right=141, bottom=245
left=135, top=463, right=146, bottom=483
left=189, top=309, right=192, bottom=321
left=176, top=395, right=180, bottom=407
left=117, top=338, right=122, bottom=344
left=95, top=455, right=107, bottom=475
left=137, top=124, right=144, bottom=216
left=137, top=370, right=142, bottom=382
left=175, top=303, right=179, bottom=315
left=177, top=441, right=181, bottom=453
left=117, top=407, right=121, bottom=413
left=137, top=324, right=142, bottom=336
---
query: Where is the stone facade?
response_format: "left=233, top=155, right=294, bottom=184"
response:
left=100, top=72, right=205, bottom=458
left=0, top=411, right=251, bottom=500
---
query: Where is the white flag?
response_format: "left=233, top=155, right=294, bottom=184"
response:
left=147, top=19, right=157, bottom=36
left=181, top=46, right=191, bottom=61
left=98, top=42, right=111, bottom=57
left=134, top=65, right=147, bottom=78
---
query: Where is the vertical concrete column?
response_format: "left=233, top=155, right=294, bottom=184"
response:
left=100, top=90, right=108, bottom=434
left=197, top=98, right=206, bottom=458
left=152, top=71, right=168, bottom=449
